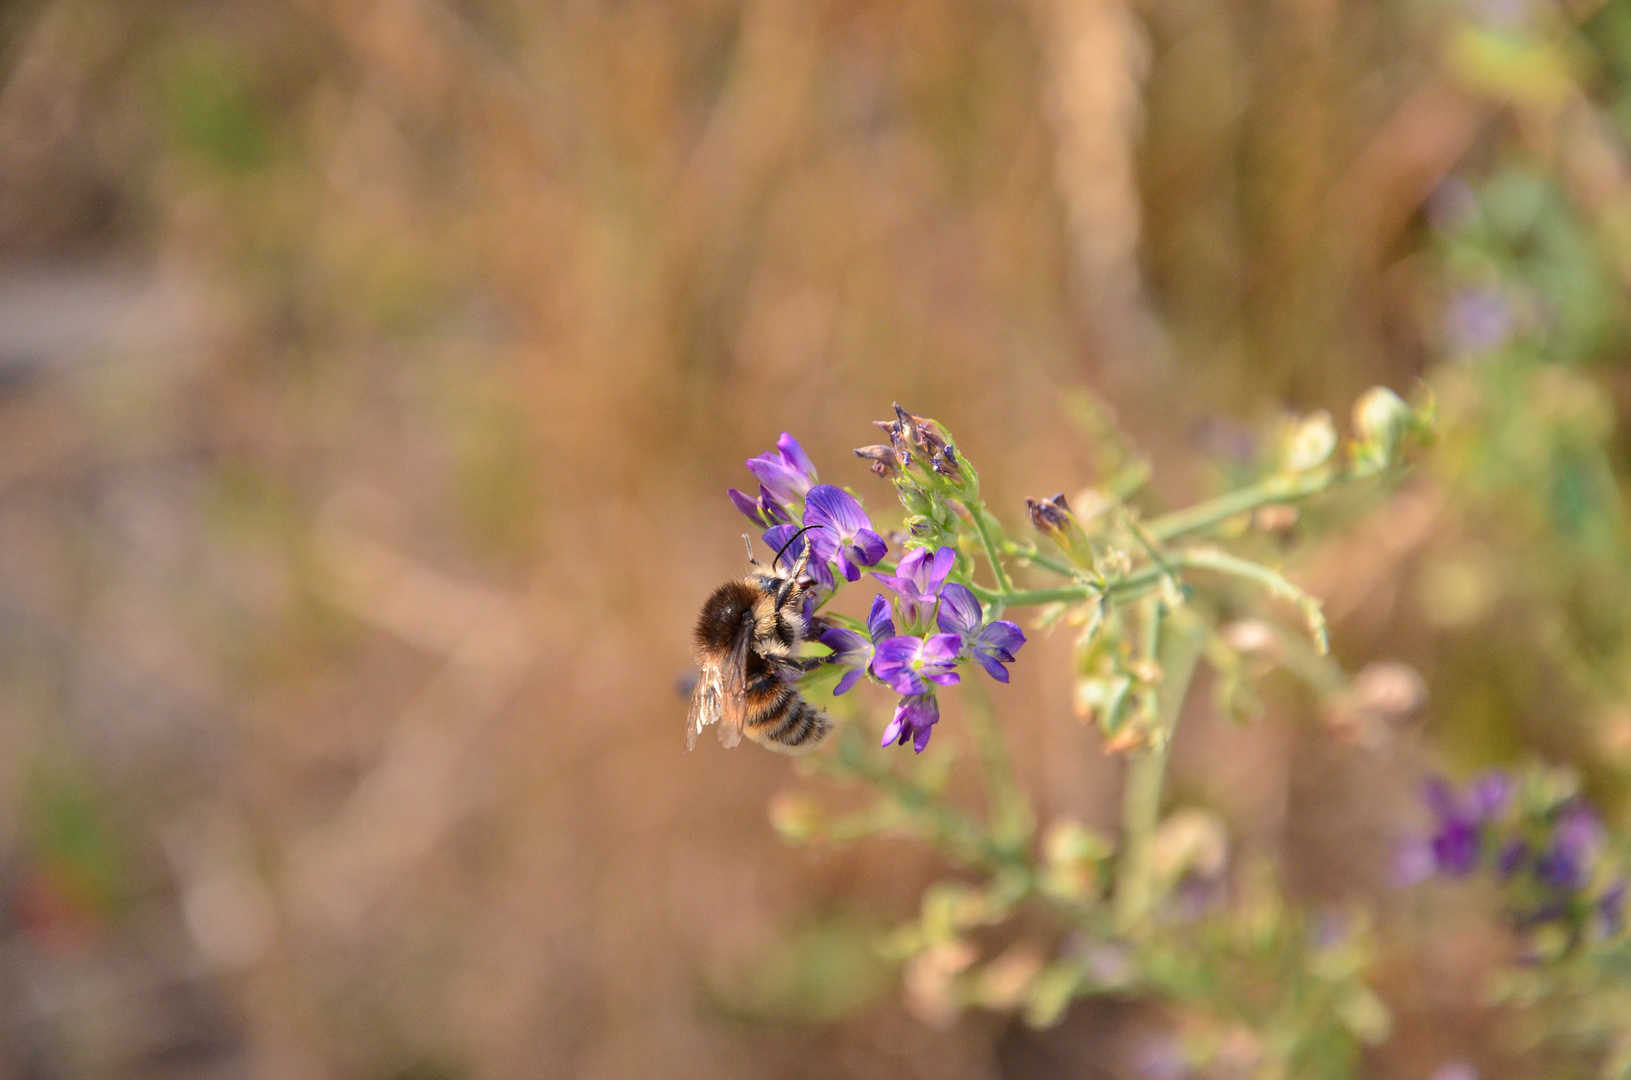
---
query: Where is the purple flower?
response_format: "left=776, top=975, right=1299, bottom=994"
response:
left=819, top=595, right=895, bottom=695
left=728, top=484, right=793, bottom=529
left=1419, top=774, right=1510, bottom=877
left=872, top=547, right=956, bottom=631
left=882, top=692, right=940, bottom=753
left=804, top=485, right=887, bottom=582
left=936, top=583, right=1027, bottom=683
left=746, top=433, right=818, bottom=506
left=870, top=633, right=962, bottom=695
left=1431, top=817, right=1482, bottom=877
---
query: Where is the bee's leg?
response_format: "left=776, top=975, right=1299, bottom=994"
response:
left=788, top=536, right=813, bottom=581
left=768, top=655, right=822, bottom=680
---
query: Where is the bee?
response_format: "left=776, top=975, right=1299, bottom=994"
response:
left=688, top=526, right=832, bottom=754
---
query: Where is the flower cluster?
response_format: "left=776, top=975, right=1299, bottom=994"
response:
left=1397, top=770, right=1627, bottom=944
left=728, top=433, right=887, bottom=590
left=818, top=547, right=1025, bottom=752
left=726, top=428, right=1026, bottom=753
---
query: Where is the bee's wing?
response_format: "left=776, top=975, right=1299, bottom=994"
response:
left=688, top=628, right=752, bottom=750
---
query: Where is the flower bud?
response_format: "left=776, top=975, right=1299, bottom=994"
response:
left=853, top=444, right=901, bottom=479
left=1284, top=411, right=1338, bottom=472
left=1026, top=493, right=1095, bottom=566
left=1352, top=386, right=1412, bottom=465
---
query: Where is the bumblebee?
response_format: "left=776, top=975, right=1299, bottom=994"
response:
left=688, top=527, right=831, bottom=753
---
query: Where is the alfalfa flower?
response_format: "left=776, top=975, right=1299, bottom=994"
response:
left=882, top=692, right=941, bottom=753
left=872, top=547, right=956, bottom=632
left=936, top=583, right=1026, bottom=683
left=820, top=595, right=895, bottom=695
left=804, top=484, right=887, bottom=581
left=728, top=484, right=794, bottom=529
left=746, top=433, right=819, bottom=506
left=871, top=633, right=963, bottom=695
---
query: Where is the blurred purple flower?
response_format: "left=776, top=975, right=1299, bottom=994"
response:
left=882, top=692, right=940, bottom=753
left=872, top=547, right=956, bottom=630
left=820, top=595, right=895, bottom=695
left=804, top=484, right=887, bottom=581
left=1446, top=288, right=1513, bottom=354
left=1536, top=803, right=1602, bottom=891
left=1429, top=1061, right=1479, bottom=1080
left=728, top=484, right=794, bottom=529
left=1408, top=772, right=1511, bottom=879
left=936, top=583, right=1027, bottom=683
left=871, top=633, right=962, bottom=695
left=1393, top=835, right=1438, bottom=887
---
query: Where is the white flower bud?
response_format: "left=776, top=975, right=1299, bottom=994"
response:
left=1352, top=387, right=1412, bottom=464
left=1284, top=411, right=1338, bottom=472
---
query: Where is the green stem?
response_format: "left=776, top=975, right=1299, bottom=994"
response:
left=966, top=564, right=1167, bottom=608
left=1178, top=546, right=1329, bottom=655
left=998, top=540, right=1080, bottom=580
left=1145, top=468, right=1357, bottom=543
left=966, top=500, right=1015, bottom=594
left=1113, top=607, right=1207, bottom=934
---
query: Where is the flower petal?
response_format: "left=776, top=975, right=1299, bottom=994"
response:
left=870, top=636, right=926, bottom=695
left=777, top=433, right=816, bottom=483
left=921, top=633, right=965, bottom=666
left=927, top=547, right=956, bottom=588
left=936, top=583, right=983, bottom=639
left=971, top=650, right=1011, bottom=683
left=834, top=668, right=863, bottom=696
left=977, top=620, right=1026, bottom=656
left=804, top=484, right=872, bottom=537
left=866, top=595, right=896, bottom=642
left=728, top=487, right=763, bottom=523
left=895, top=548, right=932, bottom=590
left=852, top=529, right=887, bottom=568
left=881, top=714, right=906, bottom=748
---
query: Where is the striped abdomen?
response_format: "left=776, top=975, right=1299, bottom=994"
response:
left=744, top=680, right=831, bottom=753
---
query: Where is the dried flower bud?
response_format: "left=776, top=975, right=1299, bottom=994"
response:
left=875, top=418, right=913, bottom=468
left=1353, top=386, right=1412, bottom=465
left=1284, top=411, right=1338, bottom=472
left=1026, top=493, right=1072, bottom=538
left=854, top=444, right=901, bottom=479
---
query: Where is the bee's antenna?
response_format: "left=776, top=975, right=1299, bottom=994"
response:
left=743, top=534, right=758, bottom=565
left=771, top=524, right=824, bottom=569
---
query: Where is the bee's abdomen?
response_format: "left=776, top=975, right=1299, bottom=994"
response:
left=747, top=691, right=831, bottom=753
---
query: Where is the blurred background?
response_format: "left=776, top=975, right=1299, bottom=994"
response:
left=1, top=0, right=1630, bottom=1077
